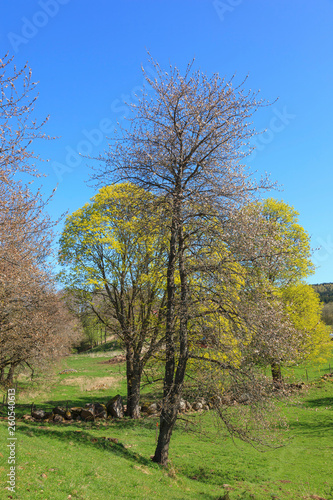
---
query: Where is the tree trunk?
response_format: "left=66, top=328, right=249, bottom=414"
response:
left=153, top=208, right=178, bottom=464
left=271, top=362, right=282, bottom=383
left=6, top=364, right=16, bottom=385
left=0, top=365, right=5, bottom=384
left=163, top=212, right=178, bottom=393
left=125, top=347, right=142, bottom=418
left=152, top=353, right=188, bottom=465
left=153, top=206, right=189, bottom=465
left=152, top=397, right=179, bottom=465
left=126, top=369, right=142, bottom=419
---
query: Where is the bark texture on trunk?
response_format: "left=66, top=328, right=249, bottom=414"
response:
left=152, top=401, right=179, bottom=465
left=125, top=348, right=142, bottom=418
left=6, top=363, right=15, bottom=385
left=152, top=208, right=179, bottom=465
left=163, top=212, right=178, bottom=394
left=153, top=203, right=189, bottom=465
left=271, top=362, right=282, bottom=383
left=0, top=366, right=5, bottom=384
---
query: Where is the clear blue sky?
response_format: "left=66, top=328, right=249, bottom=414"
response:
left=1, top=0, right=332, bottom=284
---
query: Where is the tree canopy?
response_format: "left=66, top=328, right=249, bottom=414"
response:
left=238, top=198, right=330, bottom=380
left=92, top=57, right=300, bottom=465
left=58, top=182, right=168, bottom=417
left=281, top=284, right=331, bottom=364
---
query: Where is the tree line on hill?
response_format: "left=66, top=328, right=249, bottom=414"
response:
left=312, top=283, right=333, bottom=326
left=312, top=283, right=333, bottom=304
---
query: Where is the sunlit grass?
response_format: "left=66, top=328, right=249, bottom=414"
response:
left=1, top=347, right=333, bottom=499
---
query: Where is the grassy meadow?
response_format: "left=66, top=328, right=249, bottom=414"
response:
left=1, top=344, right=333, bottom=500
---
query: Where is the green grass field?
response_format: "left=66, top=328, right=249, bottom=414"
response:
left=1, top=346, right=333, bottom=500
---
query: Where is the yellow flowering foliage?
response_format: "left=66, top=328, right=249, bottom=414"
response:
left=186, top=242, right=250, bottom=376
left=259, top=198, right=314, bottom=284
left=282, top=284, right=332, bottom=363
left=238, top=199, right=328, bottom=369
left=58, top=182, right=167, bottom=295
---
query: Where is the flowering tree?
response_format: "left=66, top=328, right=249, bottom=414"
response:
left=58, top=183, right=167, bottom=418
left=0, top=54, right=80, bottom=384
left=237, top=199, right=330, bottom=381
left=90, top=57, right=303, bottom=465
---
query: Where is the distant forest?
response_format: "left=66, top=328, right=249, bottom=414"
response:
left=312, top=283, right=333, bottom=303
left=312, top=283, right=333, bottom=326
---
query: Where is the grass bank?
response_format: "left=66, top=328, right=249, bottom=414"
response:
left=1, top=348, right=333, bottom=499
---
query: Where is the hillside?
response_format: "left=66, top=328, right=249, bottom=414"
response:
left=312, top=282, right=333, bottom=303
left=312, top=283, right=333, bottom=326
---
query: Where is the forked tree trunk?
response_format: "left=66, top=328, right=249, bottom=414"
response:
left=153, top=209, right=178, bottom=464
left=153, top=210, right=189, bottom=465
left=271, top=362, right=282, bottom=383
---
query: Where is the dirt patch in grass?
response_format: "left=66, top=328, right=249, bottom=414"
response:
left=78, top=350, right=124, bottom=358
left=99, top=355, right=126, bottom=365
left=60, top=376, right=120, bottom=391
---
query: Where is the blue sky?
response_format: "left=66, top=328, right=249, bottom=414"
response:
left=1, top=0, right=332, bottom=284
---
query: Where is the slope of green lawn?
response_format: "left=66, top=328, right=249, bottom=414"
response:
left=1, top=350, right=333, bottom=499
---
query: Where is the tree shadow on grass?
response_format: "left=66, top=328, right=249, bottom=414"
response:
left=43, top=395, right=117, bottom=408
left=177, top=463, right=245, bottom=488
left=303, top=396, right=333, bottom=408
left=15, top=420, right=238, bottom=495
left=1, top=394, right=117, bottom=418
left=289, top=414, right=333, bottom=437
left=17, top=422, right=158, bottom=469
left=13, top=394, right=124, bottom=412
left=198, top=494, right=225, bottom=499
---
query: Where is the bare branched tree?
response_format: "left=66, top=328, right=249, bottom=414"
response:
left=0, top=54, right=80, bottom=384
left=91, top=57, right=295, bottom=465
